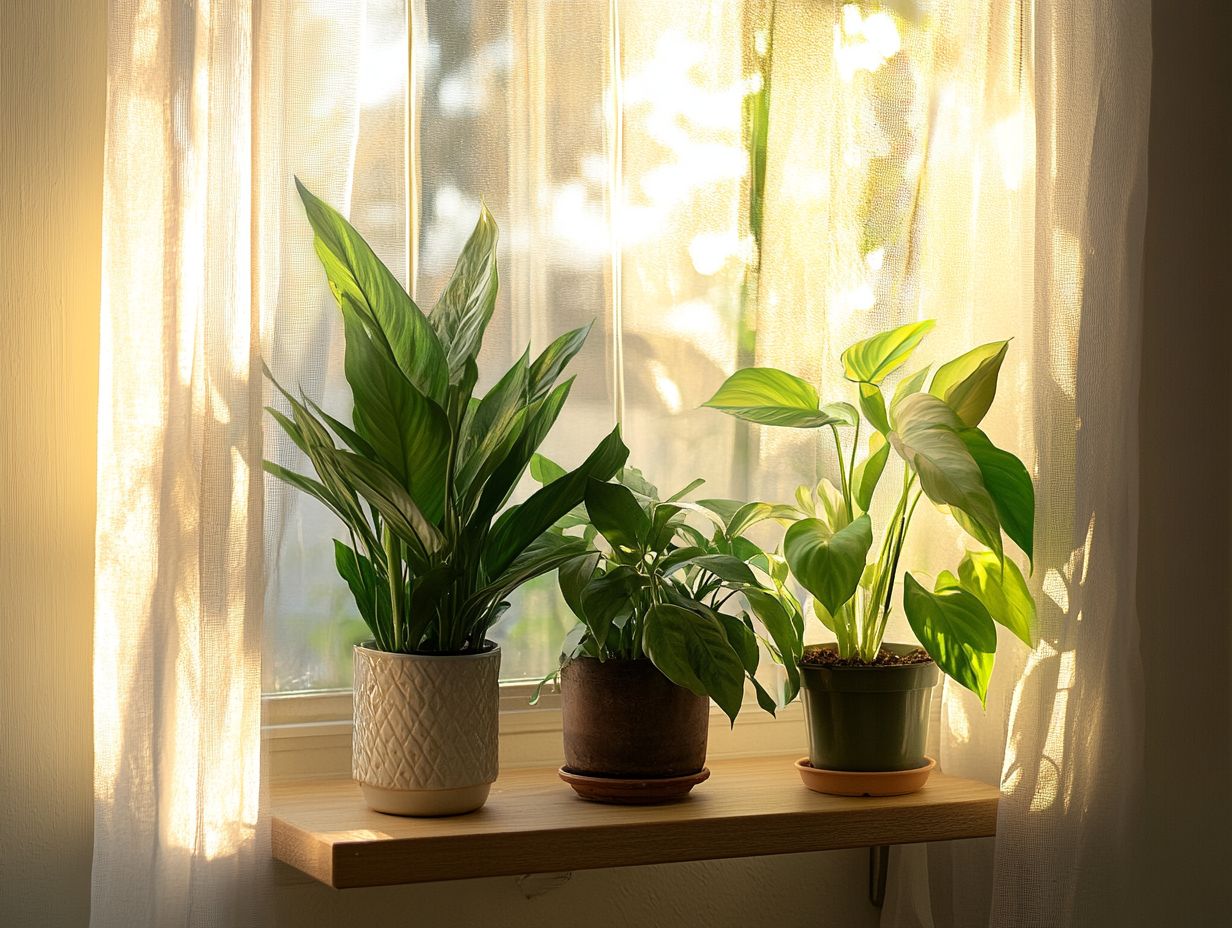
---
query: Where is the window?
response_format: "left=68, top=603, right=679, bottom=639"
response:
left=263, top=0, right=1027, bottom=693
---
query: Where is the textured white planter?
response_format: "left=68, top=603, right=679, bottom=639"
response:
left=352, top=642, right=500, bottom=816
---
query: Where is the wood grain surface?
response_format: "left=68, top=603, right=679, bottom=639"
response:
left=272, top=754, right=999, bottom=888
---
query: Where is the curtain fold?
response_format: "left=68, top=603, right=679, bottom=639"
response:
left=984, top=1, right=1151, bottom=924
left=93, top=2, right=268, bottom=925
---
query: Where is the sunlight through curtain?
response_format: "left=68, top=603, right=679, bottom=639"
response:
left=93, top=2, right=268, bottom=924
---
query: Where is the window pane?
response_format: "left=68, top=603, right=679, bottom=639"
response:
left=262, top=0, right=1032, bottom=692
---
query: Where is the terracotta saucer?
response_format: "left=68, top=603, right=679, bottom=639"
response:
left=795, top=756, right=936, bottom=797
left=558, top=767, right=710, bottom=805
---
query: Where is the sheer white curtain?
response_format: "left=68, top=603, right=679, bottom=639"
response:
left=92, top=0, right=399, bottom=923
left=93, top=0, right=267, bottom=924
left=874, top=1, right=1153, bottom=925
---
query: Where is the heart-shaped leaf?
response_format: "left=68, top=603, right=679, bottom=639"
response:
left=841, top=319, right=936, bottom=384
left=784, top=514, right=873, bottom=615
left=959, top=428, right=1035, bottom=567
left=903, top=573, right=997, bottom=705
left=930, top=341, right=1009, bottom=427
left=703, top=368, right=837, bottom=428
left=889, top=393, right=1002, bottom=559
left=957, top=550, right=1035, bottom=646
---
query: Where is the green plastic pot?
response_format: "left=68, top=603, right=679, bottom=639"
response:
left=798, top=642, right=940, bottom=772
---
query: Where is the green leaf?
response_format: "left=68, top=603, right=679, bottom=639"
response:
left=725, top=501, right=803, bottom=539
left=819, top=401, right=860, bottom=427
left=642, top=603, right=747, bottom=724
left=665, top=553, right=758, bottom=586
left=470, top=378, right=575, bottom=522
left=340, top=298, right=450, bottom=522
left=858, top=382, right=891, bottom=434
left=715, top=610, right=760, bottom=674
left=529, top=453, right=566, bottom=485
left=333, top=452, right=442, bottom=566
left=853, top=433, right=890, bottom=511
left=585, top=479, right=651, bottom=552
left=959, top=428, right=1035, bottom=566
left=263, top=461, right=346, bottom=523
left=456, top=350, right=530, bottom=496
left=703, top=368, right=835, bottom=428
left=889, top=393, right=1002, bottom=558
left=903, top=573, right=997, bottom=705
left=430, top=204, right=500, bottom=379
left=336, top=541, right=399, bottom=651
left=647, top=502, right=686, bottom=550
left=694, top=498, right=745, bottom=528
left=529, top=322, right=592, bottom=403
left=744, top=589, right=802, bottom=702
left=930, top=341, right=1009, bottom=428
left=616, top=466, right=659, bottom=500
left=665, top=477, right=705, bottom=503
left=579, top=565, right=644, bottom=650
left=957, top=550, right=1035, bottom=646
left=483, top=426, right=629, bottom=577
left=296, top=178, right=448, bottom=402
left=891, top=364, right=931, bottom=411
left=813, top=478, right=851, bottom=532
left=784, top=514, right=873, bottom=615
left=340, top=295, right=450, bottom=522
left=558, top=551, right=601, bottom=622
left=841, top=320, right=936, bottom=384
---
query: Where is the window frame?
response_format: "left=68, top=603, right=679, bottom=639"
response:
left=263, top=681, right=807, bottom=781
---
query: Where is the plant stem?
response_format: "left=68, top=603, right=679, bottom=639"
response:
left=830, top=424, right=853, bottom=522
left=848, top=416, right=862, bottom=510
left=384, top=526, right=403, bottom=652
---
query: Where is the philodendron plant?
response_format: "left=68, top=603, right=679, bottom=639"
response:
left=532, top=462, right=797, bottom=722
left=265, top=180, right=628, bottom=655
left=704, top=320, right=1036, bottom=704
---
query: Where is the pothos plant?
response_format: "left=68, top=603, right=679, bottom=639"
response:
left=704, top=320, right=1036, bottom=704
left=530, top=461, right=799, bottom=723
left=264, top=180, right=628, bottom=655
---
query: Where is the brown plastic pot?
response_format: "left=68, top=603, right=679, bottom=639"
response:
left=561, top=657, right=709, bottom=779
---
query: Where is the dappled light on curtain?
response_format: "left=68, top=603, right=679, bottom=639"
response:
left=94, top=1, right=266, bottom=925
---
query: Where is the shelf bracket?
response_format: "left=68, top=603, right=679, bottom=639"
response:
left=868, top=845, right=890, bottom=908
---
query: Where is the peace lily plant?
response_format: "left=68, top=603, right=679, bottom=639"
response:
left=266, top=180, right=627, bottom=656
left=264, top=180, right=627, bottom=815
left=704, top=320, right=1036, bottom=707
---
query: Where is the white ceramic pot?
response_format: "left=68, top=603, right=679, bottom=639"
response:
left=352, top=642, right=500, bottom=816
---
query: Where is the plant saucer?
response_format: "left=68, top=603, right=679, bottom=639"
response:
left=794, top=756, right=936, bottom=797
left=558, top=767, right=710, bottom=805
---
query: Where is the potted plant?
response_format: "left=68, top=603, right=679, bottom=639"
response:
left=531, top=463, right=790, bottom=803
left=704, top=320, right=1035, bottom=795
left=264, top=180, right=628, bottom=815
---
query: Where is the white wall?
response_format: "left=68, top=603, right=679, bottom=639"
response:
left=275, top=852, right=878, bottom=928
left=0, top=1, right=104, bottom=926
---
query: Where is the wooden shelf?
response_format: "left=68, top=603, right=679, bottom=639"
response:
left=272, top=754, right=999, bottom=889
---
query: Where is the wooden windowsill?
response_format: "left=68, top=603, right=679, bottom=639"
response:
left=272, top=754, right=999, bottom=889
